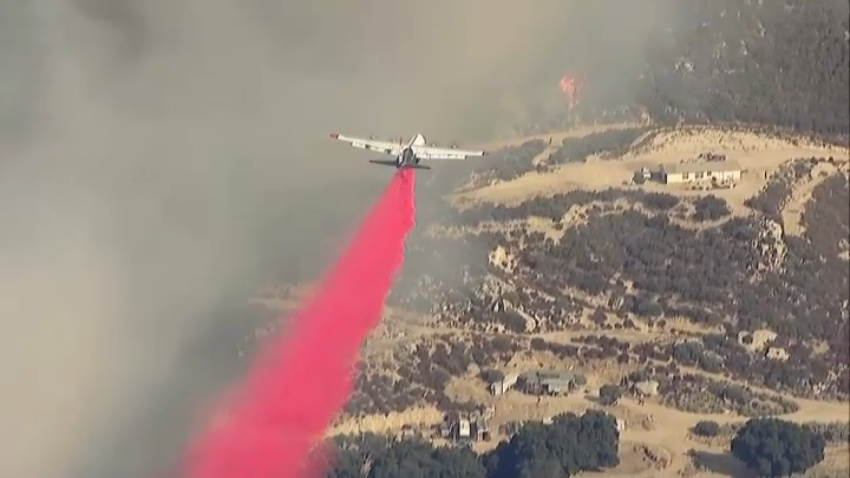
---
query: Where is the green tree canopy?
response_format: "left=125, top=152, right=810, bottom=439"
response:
left=326, top=411, right=621, bottom=478
left=731, top=418, right=825, bottom=477
left=598, top=384, right=622, bottom=406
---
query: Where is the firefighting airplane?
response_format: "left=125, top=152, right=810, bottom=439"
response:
left=329, top=132, right=487, bottom=170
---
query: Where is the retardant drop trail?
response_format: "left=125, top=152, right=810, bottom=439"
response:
left=182, top=169, right=416, bottom=478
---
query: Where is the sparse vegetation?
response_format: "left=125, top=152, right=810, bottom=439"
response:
left=394, top=160, right=850, bottom=400
left=745, top=159, right=818, bottom=220
left=693, top=421, right=850, bottom=447
left=345, top=335, right=522, bottom=415
left=655, top=373, right=800, bottom=417
left=474, top=140, right=549, bottom=183
left=546, top=127, right=652, bottom=165
left=802, top=421, right=850, bottom=446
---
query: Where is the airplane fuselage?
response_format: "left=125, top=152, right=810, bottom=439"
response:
left=364, top=146, right=427, bottom=170
left=395, top=147, right=421, bottom=168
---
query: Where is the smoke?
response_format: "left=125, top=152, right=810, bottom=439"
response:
left=184, top=170, right=414, bottom=478
left=0, top=1, right=672, bottom=477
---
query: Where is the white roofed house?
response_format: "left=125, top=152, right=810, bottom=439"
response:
left=659, top=159, right=742, bottom=185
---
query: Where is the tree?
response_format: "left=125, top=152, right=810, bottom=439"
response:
left=692, top=420, right=721, bottom=437
left=530, top=337, right=548, bottom=351
left=517, top=458, right=564, bottom=478
left=350, top=439, right=487, bottom=478
left=481, top=369, right=505, bottom=383
left=598, top=384, right=622, bottom=406
left=692, top=195, right=732, bottom=221
left=486, top=410, right=620, bottom=478
left=731, top=418, right=825, bottom=477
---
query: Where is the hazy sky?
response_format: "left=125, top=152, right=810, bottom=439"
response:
left=0, top=1, right=674, bottom=476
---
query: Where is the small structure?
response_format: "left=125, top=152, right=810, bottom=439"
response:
left=765, top=346, right=789, bottom=362
left=444, top=408, right=493, bottom=443
left=632, top=380, right=660, bottom=398
left=489, top=372, right=520, bottom=396
left=456, top=418, right=471, bottom=439
left=630, top=166, right=652, bottom=185
left=474, top=418, right=491, bottom=441
left=659, top=159, right=742, bottom=185
left=615, top=418, right=627, bottom=432
left=399, top=424, right=417, bottom=441
left=520, top=370, right=583, bottom=396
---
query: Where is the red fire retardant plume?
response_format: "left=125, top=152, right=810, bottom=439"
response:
left=182, top=169, right=416, bottom=478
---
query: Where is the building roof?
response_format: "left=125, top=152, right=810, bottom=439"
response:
left=523, top=370, right=576, bottom=383
left=633, top=380, right=659, bottom=396
left=660, top=159, right=742, bottom=175
left=541, top=379, right=574, bottom=391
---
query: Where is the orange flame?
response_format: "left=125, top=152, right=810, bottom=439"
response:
left=559, top=73, right=584, bottom=110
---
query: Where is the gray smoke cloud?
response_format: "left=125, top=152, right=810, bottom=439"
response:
left=0, top=1, right=672, bottom=477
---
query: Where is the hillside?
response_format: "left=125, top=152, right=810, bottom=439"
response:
left=250, top=124, right=849, bottom=477
left=241, top=1, right=850, bottom=476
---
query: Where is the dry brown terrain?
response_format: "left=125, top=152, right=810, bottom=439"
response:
left=259, top=124, right=850, bottom=477
left=455, top=126, right=849, bottom=217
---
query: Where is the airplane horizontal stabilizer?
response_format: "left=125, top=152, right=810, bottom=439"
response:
left=368, top=159, right=399, bottom=167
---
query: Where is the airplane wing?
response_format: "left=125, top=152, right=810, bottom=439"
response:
left=329, top=133, right=403, bottom=156
left=411, top=144, right=488, bottom=160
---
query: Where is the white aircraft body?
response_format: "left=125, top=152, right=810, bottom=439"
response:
left=329, top=133, right=487, bottom=170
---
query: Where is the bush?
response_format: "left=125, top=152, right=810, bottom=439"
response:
left=328, top=411, right=620, bottom=478
left=802, top=421, right=850, bottom=445
left=530, top=337, right=548, bottom=351
left=692, top=420, right=721, bottom=437
left=692, top=195, right=732, bottom=222
left=330, top=437, right=487, bottom=478
left=488, top=410, right=620, bottom=477
left=482, top=369, right=506, bottom=383
left=731, top=418, right=825, bottom=477
left=598, top=384, right=623, bottom=406
left=642, top=192, right=680, bottom=211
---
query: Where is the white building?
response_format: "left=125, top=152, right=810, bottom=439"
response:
left=659, top=159, right=742, bottom=185
left=457, top=419, right=471, bottom=438
left=489, top=373, right=520, bottom=396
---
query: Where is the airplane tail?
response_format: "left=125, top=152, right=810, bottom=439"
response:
left=368, top=160, right=430, bottom=170
left=368, top=159, right=399, bottom=167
